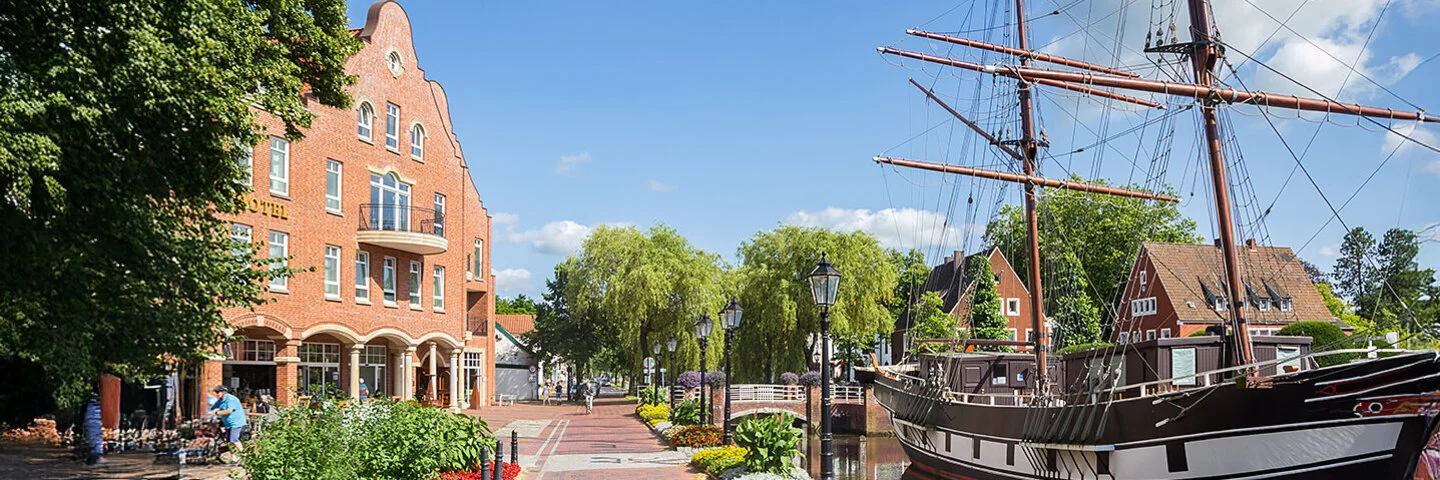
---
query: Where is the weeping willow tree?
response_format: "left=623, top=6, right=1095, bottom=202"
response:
left=562, top=224, right=726, bottom=392
left=731, top=226, right=899, bottom=383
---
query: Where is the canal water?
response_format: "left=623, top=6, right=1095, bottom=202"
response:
left=800, top=434, right=923, bottom=480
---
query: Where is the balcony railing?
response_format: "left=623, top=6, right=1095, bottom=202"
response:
left=357, top=204, right=448, bottom=255
left=358, top=204, right=443, bottom=236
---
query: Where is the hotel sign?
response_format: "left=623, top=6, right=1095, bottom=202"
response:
left=246, top=197, right=290, bottom=220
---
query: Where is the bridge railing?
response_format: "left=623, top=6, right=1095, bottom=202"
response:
left=832, top=385, right=865, bottom=405
left=729, top=384, right=805, bottom=402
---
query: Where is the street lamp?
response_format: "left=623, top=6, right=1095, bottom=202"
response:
left=695, top=314, right=713, bottom=425
left=666, top=334, right=678, bottom=410
left=721, top=298, right=743, bottom=444
left=808, top=252, right=841, bottom=480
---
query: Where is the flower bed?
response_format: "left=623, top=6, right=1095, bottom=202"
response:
left=439, top=462, right=521, bottom=480
left=671, top=425, right=722, bottom=448
left=637, top=404, right=670, bottom=423
left=691, top=445, right=748, bottom=477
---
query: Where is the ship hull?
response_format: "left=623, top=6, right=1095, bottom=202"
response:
left=875, top=352, right=1440, bottom=479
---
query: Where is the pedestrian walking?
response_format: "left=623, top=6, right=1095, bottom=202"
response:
left=208, top=385, right=248, bottom=465
left=540, top=382, right=551, bottom=405
left=583, top=381, right=595, bottom=414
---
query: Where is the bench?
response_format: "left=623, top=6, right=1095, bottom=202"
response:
left=494, top=394, right=516, bottom=406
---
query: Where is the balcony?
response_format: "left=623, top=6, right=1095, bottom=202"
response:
left=357, top=204, right=448, bottom=255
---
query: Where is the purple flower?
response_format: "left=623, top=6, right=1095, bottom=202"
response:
left=677, top=371, right=702, bottom=389
left=780, top=372, right=799, bottom=385
left=799, top=370, right=821, bottom=386
left=703, top=371, right=726, bottom=387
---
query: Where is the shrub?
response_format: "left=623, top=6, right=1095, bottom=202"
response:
left=692, top=446, right=749, bottom=475
left=779, top=372, right=799, bottom=385
left=671, top=399, right=702, bottom=426
left=639, top=386, right=667, bottom=406
left=1055, top=342, right=1113, bottom=355
left=733, top=413, right=804, bottom=475
left=1188, top=329, right=1215, bottom=337
left=678, top=371, right=702, bottom=389
left=704, top=371, right=727, bottom=387
left=798, top=371, right=821, bottom=386
left=1278, top=321, right=1354, bottom=367
left=242, top=397, right=495, bottom=480
left=672, top=424, right=723, bottom=448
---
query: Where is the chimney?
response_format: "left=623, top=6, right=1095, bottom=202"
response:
left=1213, top=238, right=1222, bottom=248
left=1246, top=238, right=1257, bottom=250
left=953, top=250, right=965, bottom=275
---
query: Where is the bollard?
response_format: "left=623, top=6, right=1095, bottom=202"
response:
left=511, top=430, right=518, bottom=463
left=480, top=447, right=491, bottom=480
left=494, top=439, right=504, bottom=479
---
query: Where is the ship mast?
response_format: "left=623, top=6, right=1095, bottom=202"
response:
left=1012, top=0, right=1050, bottom=389
left=1185, top=0, right=1255, bottom=367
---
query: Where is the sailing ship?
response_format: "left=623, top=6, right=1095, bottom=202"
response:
left=867, top=0, right=1440, bottom=478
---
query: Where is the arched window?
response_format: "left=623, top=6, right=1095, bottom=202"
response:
left=357, top=103, right=374, bottom=141
left=387, top=52, right=403, bottom=74
left=410, top=124, right=425, bottom=160
left=369, top=172, right=411, bottom=231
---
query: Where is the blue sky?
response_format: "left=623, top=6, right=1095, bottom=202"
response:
left=347, top=0, right=1440, bottom=299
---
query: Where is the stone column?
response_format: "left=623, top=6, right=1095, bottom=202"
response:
left=347, top=345, right=363, bottom=399
left=404, top=346, right=418, bottom=400
left=391, top=349, right=406, bottom=400
left=274, top=339, right=301, bottom=406
left=449, top=351, right=462, bottom=410
left=428, top=343, right=439, bottom=402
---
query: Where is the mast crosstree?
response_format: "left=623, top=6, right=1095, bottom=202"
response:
left=878, top=0, right=1433, bottom=371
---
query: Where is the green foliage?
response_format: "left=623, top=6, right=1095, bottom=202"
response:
left=1049, top=250, right=1102, bottom=350
left=638, top=387, right=667, bottom=407
left=733, top=226, right=900, bottom=383
left=241, top=398, right=495, bottom=480
left=909, top=291, right=956, bottom=354
left=1055, top=342, right=1113, bottom=356
left=1277, top=321, right=1354, bottom=367
left=1188, top=329, right=1215, bottom=337
left=496, top=294, right=539, bottom=315
left=967, top=256, right=1010, bottom=351
left=984, top=179, right=1201, bottom=327
left=0, top=0, right=359, bottom=407
left=671, top=398, right=703, bottom=426
left=733, top=412, right=805, bottom=475
left=888, top=249, right=931, bottom=319
left=528, top=262, right=603, bottom=369
left=1316, top=282, right=1374, bottom=332
left=637, top=403, right=670, bottom=422
left=1332, top=227, right=1437, bottom=333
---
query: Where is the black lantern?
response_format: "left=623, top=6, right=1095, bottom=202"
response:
left=720, top=298, right=743, bottom=444
left=695, top=314, right=712, bottom=425
left=808, top=253, right=841, bottom=480
left=667, top=334, right=678, bottom=409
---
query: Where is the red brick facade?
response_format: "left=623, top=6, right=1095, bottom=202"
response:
left=890, top=248, right=1044, bottom=362
left=198, top=1, right=496, bottom=414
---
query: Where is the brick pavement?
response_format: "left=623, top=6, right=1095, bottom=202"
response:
left=467, top=389, right=703, bottom=480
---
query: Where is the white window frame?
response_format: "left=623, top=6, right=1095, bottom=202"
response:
left=433, top=193, right=446, bottom=237
left=1214, top=295, right=1229, bottom=312
left=1279, top=298, right=1294, bottom=312
left=325, top=160, right=342, bottom=213
left=1161, top=328, right=1173, bottom=339
left=463, top=352, right=483, bottom=402
left=298, top=343, right=342, bottom=395
left=1139, top=270, right=1148, bottom=292
left=324, top=245, right=341, bottom=300
left=432, top=265, right=445, bottom=311
left=1132, top=297, right=1158, bottom=317
left=385, top=103, right=400, bottom=150
left=237, top=145, right=253, bottom=186
left=355, top=251, right=371, bottom=304
left=410, top=124, right=425, bottom=160
left=1008, top=328, right=1018, bottom=341
left=472, top=238, right=483, bottom=280
left=382, top=256, right=397, bottom=305
left=1146, top=329, right=1157, bottom=341
left=230, top=223, right=252, bottom=256
left=1119, top=332, right=1130, bottom=344
left=1257, top=298, right=1272, bottom=312
left=1006, top=298, right=1021, bottom=316
left=357, top=103, right=374, bottom=141
left=360, top=345, right=387, bottom=398
left=1025, top=329, right=1034, bottom=343
left=269, top=137, right=289, bottom=196
left=408, top=260, right=422, bottom=309
left=268, top=230, right=288, bottom=291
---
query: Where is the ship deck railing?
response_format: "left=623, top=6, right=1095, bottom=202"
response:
left=878, top=347, right=1427, bottom=408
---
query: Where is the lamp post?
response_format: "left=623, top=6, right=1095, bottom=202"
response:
left=652, top=341, right=662, bottom=390
left=721, top=298, right=743, bottom=445
left=667, top=334, right=678, bottom=410
left=695, top=314, right=713, bottom=425
left=808, top=253, right=841, bottom=480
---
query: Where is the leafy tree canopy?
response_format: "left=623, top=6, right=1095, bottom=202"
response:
left=1049, top=250, right=1102, bottom=350
left=1332, top=227, right=1437, bottom=333
left=497, top=294, right=539, bottom=315
left=0, top=0, right=359, bottom=405
left=908, top=292, right=956, bottom=355
left=967, top=255, right=1009, bottom=351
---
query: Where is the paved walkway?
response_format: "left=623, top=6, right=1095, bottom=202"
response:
left=0, top=442, right=234, bottom=480
left=469, top=389, right=702, bottom=480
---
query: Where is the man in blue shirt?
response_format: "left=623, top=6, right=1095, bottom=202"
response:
left=209, top=385, right=247, bottom=462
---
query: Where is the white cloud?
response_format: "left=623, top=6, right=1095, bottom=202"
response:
left=1383, top=122, right=1438, bottom=157
left=785, top=207, right=978, bottom=251
left=492, top=268, right=533, bottom=297
left=647, top=180, right=676, bottom=192
left=555, top=152, right=591, bottom=176
left=507, top=220, right=594, bottom=256
left=1318, top=244, right=1340, bottom=257
left=492, top=212, right=519, bottom=226
left=1424, top=160, right=1440, bottom=176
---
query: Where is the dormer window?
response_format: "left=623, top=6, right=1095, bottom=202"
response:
left=1213, top=296, right=1228, bottom=312
left=1279, top=297, right=1294, bottom=312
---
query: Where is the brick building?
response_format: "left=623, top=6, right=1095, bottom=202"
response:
left=890, top=248, right=1043, bottom=363
left=188, top=1, right=497, bottom=415
left=1111, top=241, right=1337, bottom=343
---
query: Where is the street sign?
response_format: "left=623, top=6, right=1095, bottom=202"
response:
left=644, top=357, right=656, bottom=369
left=528, top=365, right=537, bottom=374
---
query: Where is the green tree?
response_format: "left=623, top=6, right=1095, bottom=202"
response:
left=1315, top=282, right=1373, bottom=333
left=1049, top=250, right=1102, bottom=350
left=528, top=261, right=604, bottom=369
left=497, top=294, right=539, bottom=315
left=1332, top=227, right=1378, bottom=305
left=887, top=249, right=931, bottom=319
left=908, top=292, right=955, bottom=354
left=0, top=0, right=359, bottom=405
left=984, top=178, right=1200, bottom=325
left=1367, top=228, right=1437, bottom=330
left=967, top=255, right=1009, bottom=351
left=732, top=226, right=899, bottom=382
